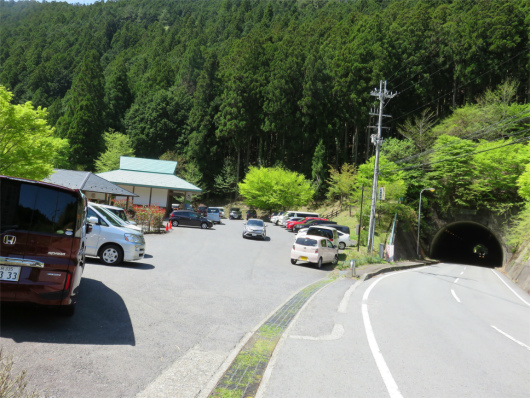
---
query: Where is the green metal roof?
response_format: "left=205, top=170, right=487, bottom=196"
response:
left=96, top=169, right=202, bottom=192
left=119, top=156, right=177, bottom=174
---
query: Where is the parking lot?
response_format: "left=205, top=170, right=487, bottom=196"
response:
left=0, top=218, right=333, bottom=398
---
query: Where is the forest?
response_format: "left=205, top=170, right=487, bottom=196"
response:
left=1, top=0, right=529, bottom=208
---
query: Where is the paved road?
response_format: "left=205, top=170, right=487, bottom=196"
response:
left=0, top=219, right=331, bottom=398
left=260, top=263, right=530, bottom=398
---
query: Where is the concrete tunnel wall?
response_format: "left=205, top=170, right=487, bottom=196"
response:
left=430, top=221, right=504, bottom=268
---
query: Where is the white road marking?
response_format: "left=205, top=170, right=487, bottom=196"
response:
left=490, top=269, right=530, bottom=307
left=454, top=278, right=460, bottom=284
left=451, top=289, right=461, bottom=303
left=491, top=326, right=530, bottom=351
left=338, top=279, right=362, bottom=313
left=363, top=273, right=405, bottom=398
left=290, top=323, right=344, bottom=341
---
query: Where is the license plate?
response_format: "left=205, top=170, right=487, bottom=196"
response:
left=0, top=265, right=21, bottom=282
left=252, top=233, right=256, bottom=236
left=300, top=256, right=308, bottom=261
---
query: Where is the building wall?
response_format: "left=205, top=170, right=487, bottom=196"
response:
left=115, top=185, right=168, bottom=208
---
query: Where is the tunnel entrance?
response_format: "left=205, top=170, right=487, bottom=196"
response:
left=430, top=222, right=503, bottom=268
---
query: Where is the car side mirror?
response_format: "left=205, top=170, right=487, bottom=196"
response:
left=87, top=216, right=99, bottom=225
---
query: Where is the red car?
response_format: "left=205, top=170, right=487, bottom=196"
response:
left=1, top=175, right=88, bottom=316
left=286, top=217, right=327, bottom=231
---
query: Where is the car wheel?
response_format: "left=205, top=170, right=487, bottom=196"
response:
left=316, top=257, right=323, bottom=268
left=339, top=242, right=346, bottom=250
left=100, top=244, right=123, bottom=265
left=291, top=259, right=297, bottom=265
left=172, top=220, right=179, bottom=227
left=201, top=222, right=208, bottom=229
left=332, top=254, right=338, bottom=265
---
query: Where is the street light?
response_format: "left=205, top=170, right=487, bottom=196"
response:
left=417, top=188, right=435, bottom=258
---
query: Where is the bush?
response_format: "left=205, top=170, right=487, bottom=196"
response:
left=132, top=204, right=165, bottom=233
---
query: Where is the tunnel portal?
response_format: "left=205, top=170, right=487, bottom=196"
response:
left=430, top=222, right=504, bottom=268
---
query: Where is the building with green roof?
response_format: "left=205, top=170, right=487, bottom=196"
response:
left=97, top=156, right=201, bottom=212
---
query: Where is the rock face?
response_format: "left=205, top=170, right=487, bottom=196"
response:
left=504, top=240, right=530, bottom=295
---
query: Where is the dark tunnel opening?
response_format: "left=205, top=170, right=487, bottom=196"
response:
left=430, top=222, right=504, bottom=268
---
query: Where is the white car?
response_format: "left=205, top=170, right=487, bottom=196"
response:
left=291, top=236, right=338, bottom=268
left=86, top=204, right=146, bottom=265
left=271, top=212, right=284, bottom=224
left=336, top=231, right=353, bottom=250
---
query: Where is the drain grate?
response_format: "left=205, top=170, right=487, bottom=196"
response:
left=209, top=278, right=333, bottom=398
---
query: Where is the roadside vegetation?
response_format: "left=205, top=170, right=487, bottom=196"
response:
left=1, top=0, right=529, bottom=256
left=0, top=350, right=42, bottom=398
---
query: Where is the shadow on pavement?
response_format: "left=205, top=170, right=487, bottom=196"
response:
left=0, top=277, right=135, bottom=346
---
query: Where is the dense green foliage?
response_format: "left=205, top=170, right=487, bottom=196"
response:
left=0, top=86, right=67, bottom=180
left=238, top=166, right=314, bottom=211
left=1, top=0, right=528, bottom=189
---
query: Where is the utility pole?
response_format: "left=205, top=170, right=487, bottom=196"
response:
left=366, top=81, right=397, bottom=254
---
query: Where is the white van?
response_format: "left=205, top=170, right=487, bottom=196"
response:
left=278, top=211, right=319, bottom=226
left=86, top=204, right=146, bottom=265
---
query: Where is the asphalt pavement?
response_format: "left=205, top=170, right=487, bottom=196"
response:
left=251, top=262, right=530, bottom=398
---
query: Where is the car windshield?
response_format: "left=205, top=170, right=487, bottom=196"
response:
left=231, top=208, right=240, bottom=211
left=247, top=220, right=263, bottom=227
left=92, top=205, right=125, bottom=227
left=295, top=237, right=318, bottom=247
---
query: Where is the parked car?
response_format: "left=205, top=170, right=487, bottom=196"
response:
left=271, top=211, right=285, bottom=225
left=286, top=217, right=326, bottom=231
left=87, top=204, right=146, bottom=266
left=336, top=230, right=353, bottom=250
left=292, top=219, right=337, bottom=234
left=170, top=210, right=213, bottom=229
left=304, top=225, right=339, bottom=244
left=318, top=224, right=352, bottom=249
left=229, top=208, right=242, bottom=220
left=197, top=204, right=208, bottom=217
left=291, top=236, right=338, bottom=268
left=207, top=207, right=221, bottom=224
left=172, top=203, right=194, bottom=211
left=97, top=203, right=137, bottom=227
left=1, top=175, right=88, bottom=316
left=209, top=207, right=225, bottom=218
left=279, top=211, right=320, bottom=226
left=319, top=224, right=351, bottom=235
left=282, top=217, right=305, bottom=228
left=242, top=219, right=267, bottom=240
left=246, top=209, right=257, bottom=220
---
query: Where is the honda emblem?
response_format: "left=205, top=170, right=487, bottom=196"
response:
left=3, top=235, right=16, bottom=245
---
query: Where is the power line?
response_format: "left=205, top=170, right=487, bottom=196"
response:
left=390, top=49, right=528, bottom=126
left=387, top=133, right=530, bottom=173
left=391, top=108, right=530, bottom=165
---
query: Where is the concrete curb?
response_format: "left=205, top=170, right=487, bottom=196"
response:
left=359, top=261, right=437, bottom=282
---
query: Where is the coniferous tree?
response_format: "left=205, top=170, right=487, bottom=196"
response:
left=56, top=50, right=106, bottom=170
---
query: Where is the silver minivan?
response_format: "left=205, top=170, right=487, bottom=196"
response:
left=207, top=207, right=221, bottom=224
left=86, top=204, right=146, bottom=265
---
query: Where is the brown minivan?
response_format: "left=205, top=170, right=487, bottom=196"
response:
left=0, top=175, right=87, bottom=316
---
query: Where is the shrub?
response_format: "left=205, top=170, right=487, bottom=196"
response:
left=132, top=204, right=165, bottom=233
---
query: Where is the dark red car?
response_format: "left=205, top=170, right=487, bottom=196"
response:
left=286, top=217, right=327, bottom=231
left=0, top=175, right=88, bottom=316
